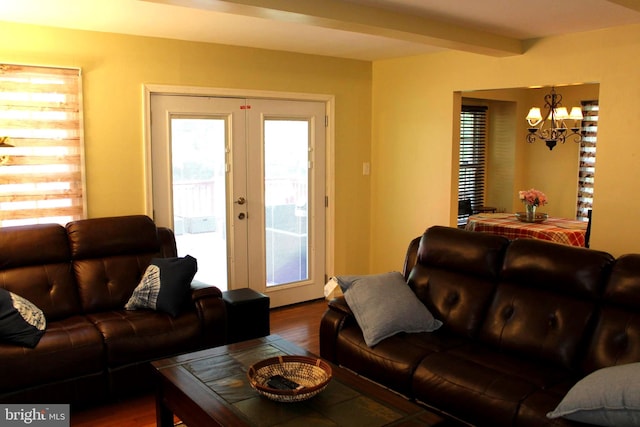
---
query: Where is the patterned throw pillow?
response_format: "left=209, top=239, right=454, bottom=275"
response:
left=0, top=287, right=46, bottom=348
left=125, top=255, right=198, bottom=317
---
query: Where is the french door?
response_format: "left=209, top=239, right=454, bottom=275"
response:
left=150, top=94, right=326, bottom=307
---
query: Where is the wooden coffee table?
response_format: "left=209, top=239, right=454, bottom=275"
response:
left=152, top=334, right=449, bottom=426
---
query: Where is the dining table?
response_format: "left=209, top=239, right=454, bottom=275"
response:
left=464, top=212, right=588, bottom=247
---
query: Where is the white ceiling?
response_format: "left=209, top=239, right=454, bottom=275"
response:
left=1, top=0, right=640, bottom=60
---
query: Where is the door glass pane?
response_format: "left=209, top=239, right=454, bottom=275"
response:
left=264, top=119, right=309, bottom=287
left=171, top=117, right=228, bottom=290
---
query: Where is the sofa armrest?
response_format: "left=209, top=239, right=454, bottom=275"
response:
left=319, top=296, right=353, bottom=362
left=191, top=280, right=223, bottom=299
left=190, top=281, right=227, bottom=347
left=328, top=296, right=352, bottom=316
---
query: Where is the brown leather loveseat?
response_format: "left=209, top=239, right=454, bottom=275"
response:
left=0, top=215, right=226, bottom=406
left=320, top=225, right=640, bottom=427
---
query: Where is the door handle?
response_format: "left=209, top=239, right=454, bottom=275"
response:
left=238, top=212, right=246, bottom=220
left=235, top=197, right=246, bottom=205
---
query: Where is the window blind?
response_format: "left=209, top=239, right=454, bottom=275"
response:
left=458, top=105, right=487, bottom=226
left=0, top=64, right=85, bottom=226
left=576, top=101, right=598, bottom=221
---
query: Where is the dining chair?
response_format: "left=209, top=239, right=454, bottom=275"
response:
left=458, top=199, right=473, bottom=228
left=585, top=209, right=593, bottom=248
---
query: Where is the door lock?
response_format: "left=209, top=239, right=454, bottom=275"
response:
left=235, top=197, right=246, bottom=205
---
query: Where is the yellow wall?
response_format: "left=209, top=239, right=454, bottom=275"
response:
left=372, top=24, right=640, bottom=269
left=0, top=21, right=372, bottom=275
left=4, top=19, right=640, bottom=277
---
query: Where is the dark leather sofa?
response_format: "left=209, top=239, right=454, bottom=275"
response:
left=320, top=225, right=640, bottom=427
left=0, top=215, right=227, bottom=406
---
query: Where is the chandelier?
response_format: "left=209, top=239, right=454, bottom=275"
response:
left=526, top=87, right=584, bottom=151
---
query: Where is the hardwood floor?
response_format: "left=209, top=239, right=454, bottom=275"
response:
left=70, top=298, right=328, bottom=427
left=268, top=298, right=327, bottom=356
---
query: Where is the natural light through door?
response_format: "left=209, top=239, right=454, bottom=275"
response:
left=171, top=117, right=228, bottom=288
left=264, top=119, right=310, bottom=287
left=150, top=94, right=326, bottom=307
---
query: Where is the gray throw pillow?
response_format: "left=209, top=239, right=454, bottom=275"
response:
left=336, top=272, right=442, bottom=347
left=547, top=362, right=640, bottom=426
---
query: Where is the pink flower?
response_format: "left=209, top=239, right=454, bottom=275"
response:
left=519, top=188, right=547, bottom=207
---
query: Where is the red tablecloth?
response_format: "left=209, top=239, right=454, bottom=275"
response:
left=465, top=213, right=588, bottom=247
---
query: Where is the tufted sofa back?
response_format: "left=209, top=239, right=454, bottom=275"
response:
left=0, top=215, right=179, bottom=319
left=482, top=238, right=614, bottom=369
left=406, top=226, right=509, bottom=338
left=405, top=225, right=621, bottom=372
left=582, top=254, right=640, bottom=374
left=0, top=223, right=81, bottom=321
left=66, top=215, right=172, bottom=313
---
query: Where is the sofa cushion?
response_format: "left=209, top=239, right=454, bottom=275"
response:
left=336, top=272, right=442, bottom=347
left=0, top=287, right=46, bottom=348
left=547, top=363, right=640, bottom=426
left=68, top=215, right=169, bottom=313
left=336, top=323, right=464, bottom=396
left=501, top=238, right=614, bottom=298
left=413, top=343, right=571, bottom=427
left=602, top=254, right=640, bottom=308
left=66, top=215, right=161, bottom=259
left=0, top=315, right=105, bottom=394
left=0, top=223, right=70, bottom=269
left=88, top=310, right=202, bottom=367
left=0, top=223, right=82, bottom=321
left=581, top=254, right=640, bottom=374
left=407, top=226, right=509, bottom=338
left=416, top=226, right=509, bottom=280
left=517, top=382, right=576, bottom=427
left=408, top=263, right=498, bottom=338
left=125, top=255, right=198, bottom=317
left=480, top=282, right=596, bottom=369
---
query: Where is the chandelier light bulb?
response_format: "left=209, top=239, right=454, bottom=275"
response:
left=569, top=107, right=584, bottom=121
left=553, top=107, right=569, bottom=121
left=526, top=107, right=543, bottom=127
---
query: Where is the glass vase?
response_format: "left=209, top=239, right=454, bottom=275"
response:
left=525, top=204, right=536, bottom=222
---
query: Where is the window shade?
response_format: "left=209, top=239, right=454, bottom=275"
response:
left=0, top=64, right=85, bottom=226
left=458, top=105, right=487, bottom=226
left=576, top=101, right=598, bottom=221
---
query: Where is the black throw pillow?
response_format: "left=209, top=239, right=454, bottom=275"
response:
left=125, top=255, right=198, bottom=317
left=0, top=287, right=46, bottom=348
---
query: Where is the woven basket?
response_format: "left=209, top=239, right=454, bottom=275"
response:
left=247, top=355, right=332, bottom=402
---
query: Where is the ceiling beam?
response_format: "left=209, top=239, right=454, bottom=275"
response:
left=142, top=0, right=523, bottom=57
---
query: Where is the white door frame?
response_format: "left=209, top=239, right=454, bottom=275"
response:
left=142, top=84, right=336, bottom=289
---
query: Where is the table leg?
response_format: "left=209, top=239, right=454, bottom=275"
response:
left=156, top=387, right=174, bottom=427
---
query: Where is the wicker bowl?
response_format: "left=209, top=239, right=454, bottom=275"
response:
left=247, top=355, right=332, bottom=402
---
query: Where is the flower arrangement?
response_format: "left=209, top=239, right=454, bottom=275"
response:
left=519, top=188, right=547, bottom=207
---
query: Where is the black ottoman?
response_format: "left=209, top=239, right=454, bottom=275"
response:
left=223, top=288, right=270, bottom=343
